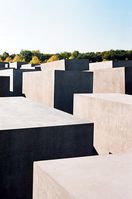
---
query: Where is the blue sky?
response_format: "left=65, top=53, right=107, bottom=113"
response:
left=0, top=0, right=131, bottom=54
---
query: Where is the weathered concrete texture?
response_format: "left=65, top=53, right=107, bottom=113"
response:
left=33, top=152, right=132, bottom=199
left=0, top=68, right=39, bottom=96
left=74, top=93, right=132, bottom=155
left=0, top=97, right=94, bottom=199
left=9, top=62, right=27, bottom=69
left=0, top=76, right=10, bottom=96
left=90, top=60, right=132, bottom=70
left=85, top=67, right=125, bottom=93
left=41, top=59, right=89, bottom=71
left=23, top=70, right=93, bottom=113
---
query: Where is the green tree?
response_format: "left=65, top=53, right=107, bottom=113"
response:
left=20, top=50, right=32, bottom=62
left=69, top=51, right=80, bottom=59
left=59, top=52, right=71, bottom=59
left=2, top=52, right=9, bottom=60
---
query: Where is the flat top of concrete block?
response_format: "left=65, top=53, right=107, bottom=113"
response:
left=35, top=152, right=132, bottom=199
left=0, top=97, right=90, bottom=130
left=75, top=93, right=132, bottom=105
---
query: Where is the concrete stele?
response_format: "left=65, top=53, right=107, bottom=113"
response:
left=33, top=152, right=132, bottom=199
left=74, top=93, right=132, bottom=155
left=0, top=97, right=94, bottom=199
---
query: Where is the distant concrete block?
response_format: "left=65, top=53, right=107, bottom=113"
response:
left=0, top=97, right=94, bottom=199
left=90, top=67, right=125, bottom=93
left=0, top=68, right=39, bottom=96
left=0, top=76, right=10, bottom=96
left=33, top=153, right=132, bottom=199
left=23, top=67, right=126, bottom=113
left=74, top=93, right=132, bottom=155
left=90, top=66, right=132, bottom=94
left=90, top=60, right=132, bottom=70
left=9, top=62, right=27, bottom=69
left=20, top=64, right=41, bottom=70
left=23, top=70, right=93, bottom=113
left=89, top=61, right=113, bottom=70
left=0, top=62, right=9, bottom=68
left=41, top=59, right=89, bottom=71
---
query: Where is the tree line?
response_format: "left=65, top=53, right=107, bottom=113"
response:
left=0, top=49, right=132, bottom=64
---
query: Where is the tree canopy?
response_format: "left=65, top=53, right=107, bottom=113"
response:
left=0, top=49, right=131, bottom=63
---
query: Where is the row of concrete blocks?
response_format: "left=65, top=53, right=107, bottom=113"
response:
left=30, top=60, right=132, bottom=199
left=1, top=93, right=132, bottom=199
left=1, top=60, right=132, bottom=114
left=32, top=94, right=132, bottom=198
left=1, top=60, right=132, bottom=198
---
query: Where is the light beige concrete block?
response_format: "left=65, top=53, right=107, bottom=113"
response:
left=33, top=152, right=132, bottom=199
left=23, top=70, right=54, bottom=107
left=74, top=93, right=132, bottom=154
left=85, top=67, right=125, bottom=93
left=89, top=61, right=113, bottom=70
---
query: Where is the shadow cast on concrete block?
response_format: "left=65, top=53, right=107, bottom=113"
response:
left=125, top=67, right=132, bottom=94
left=54, top=71, right=93, bottom=114
left=0, top=123, right=95, bottom=199
left=0, top=76, right=10, bottom=97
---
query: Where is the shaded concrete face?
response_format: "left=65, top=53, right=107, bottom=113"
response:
left=54, top=71, right=93, bottom=113
left=65, top=59, right=89, bottom=71
left=0, top=97, right=94, bottom=199
left=33, top=153, right=132, bottom=199
left=113, top=60, right=132, bottom=67
left=125, top=67, right=132, bottom=94
left=74, top=94, right=132, bottom=155
left=0, top=62, right=9, bottom=68
left=23, top=70, right=93, bottom=114
left=0, top=77, right=10, bottom=96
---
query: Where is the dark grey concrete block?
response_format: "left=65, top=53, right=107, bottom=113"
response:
left=65, top=59, right=89, bottom=71
left=0, top=76, right=10, bottom=96
left=125, top=67, right=132, bottom=94
left=113, top=60, right=132, bottom=68
left=0, top=62, right=9, bottom=68
left=54, top=71, right=93, bottom=113
left=0, top=97, right=94, bottom=199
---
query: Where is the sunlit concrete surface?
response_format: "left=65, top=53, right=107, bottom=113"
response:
left=0, top=97, right=94, bottom=199
left=74, top=93, right=132, bottom=154
left=89, top=60, right=132, bottom=70
left=33, top=152, right=132, bottom=199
